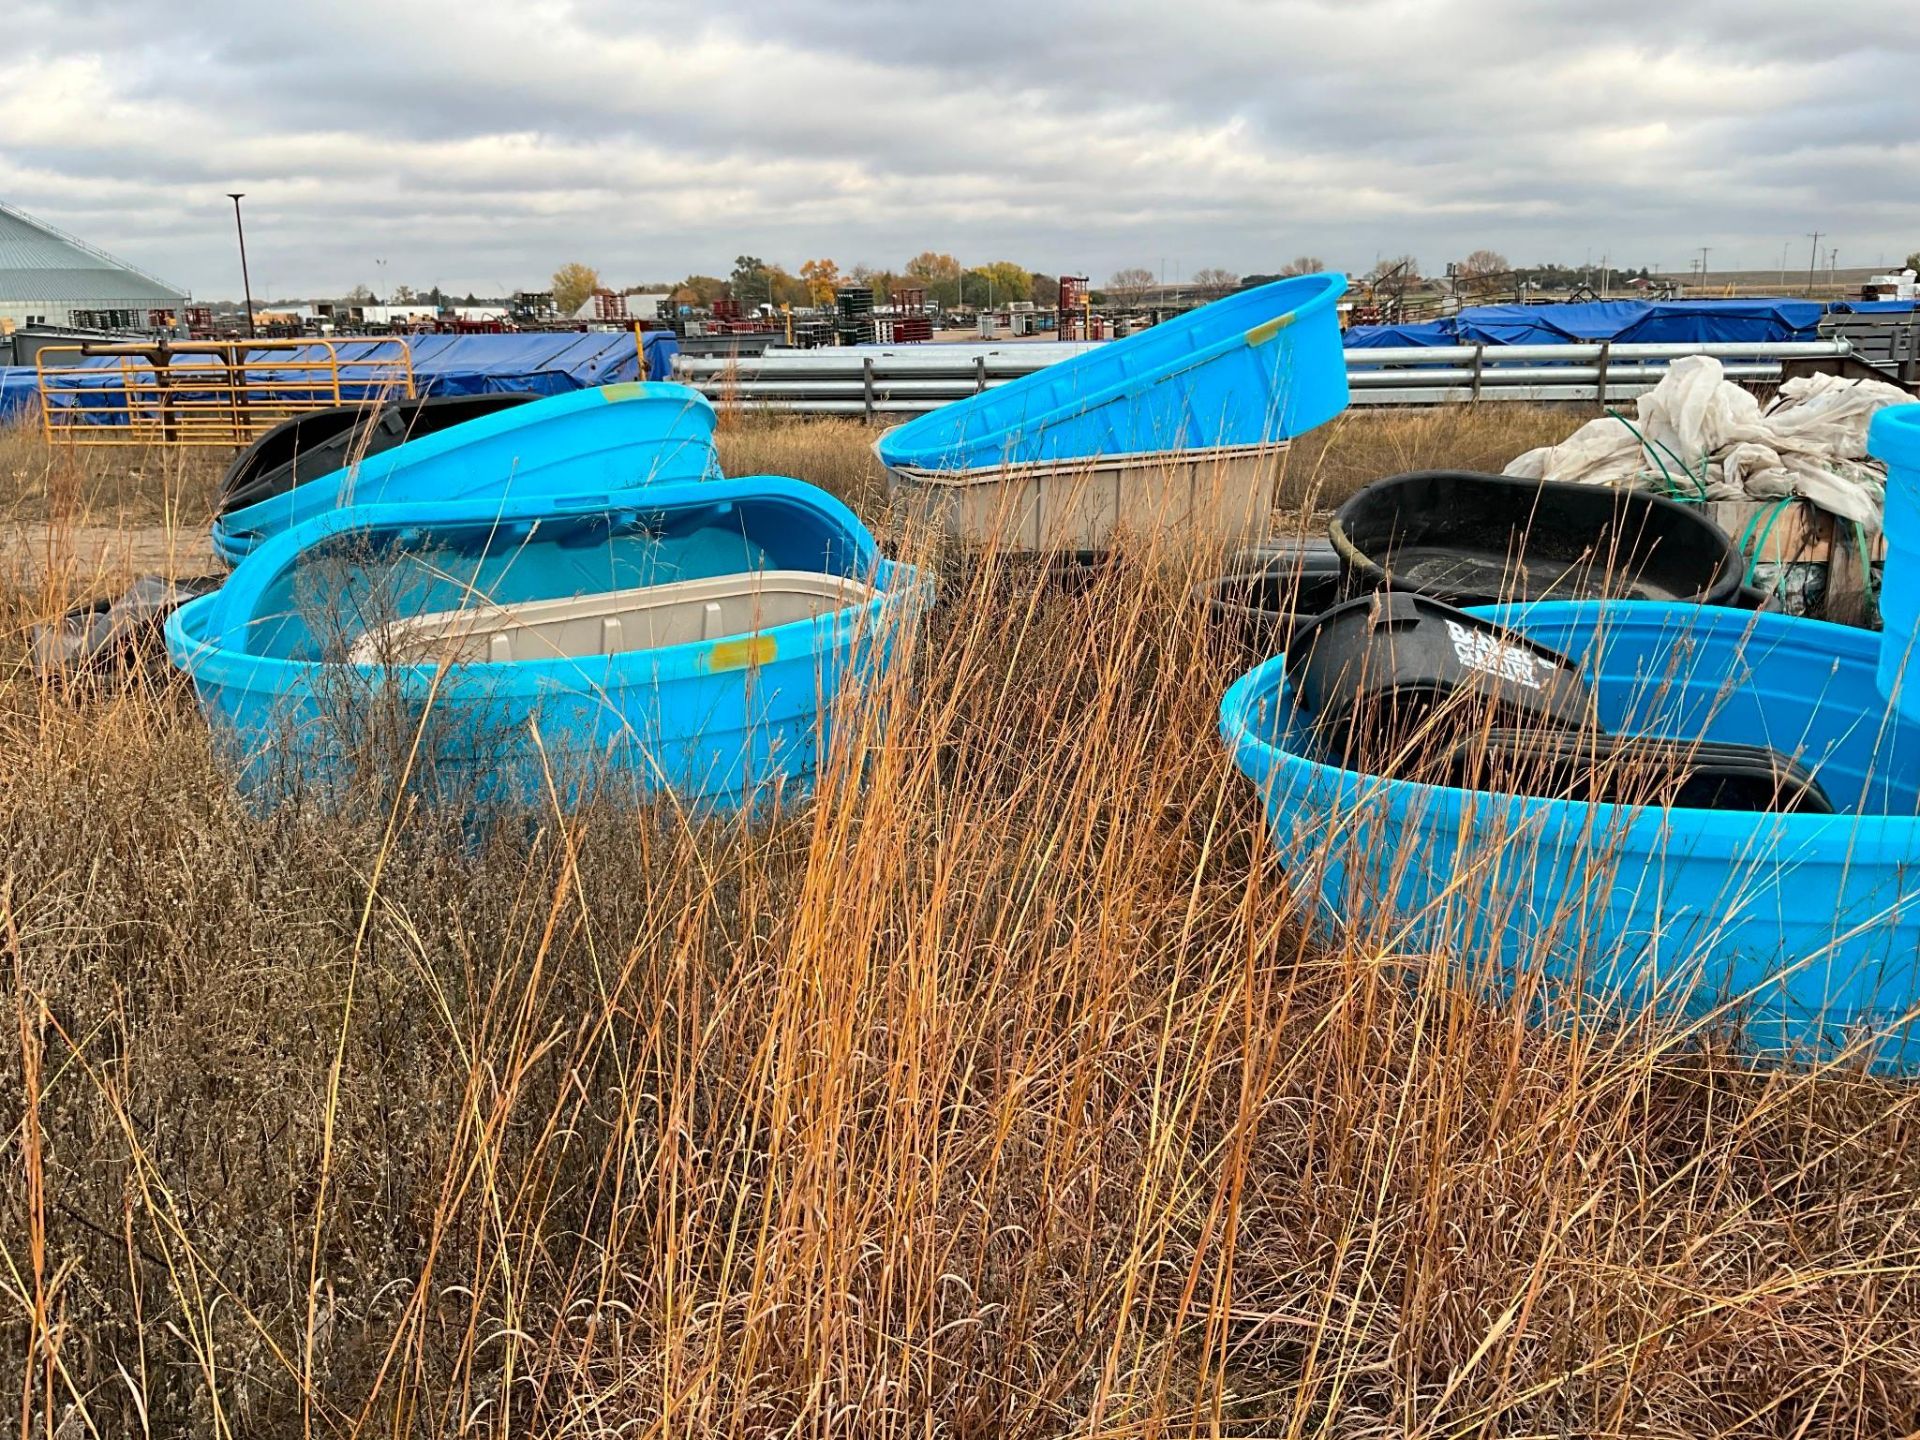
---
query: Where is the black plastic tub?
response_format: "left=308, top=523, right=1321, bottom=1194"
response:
left=1284, top=590, right=1597, bottom=767
left=217, top=391, right=539, bottom=517
left=1440, top=729, right=1833, bottom=814
left=1330, top=471, right=1743, bottom=606
left=1198, top=541, right=1348, bottom=661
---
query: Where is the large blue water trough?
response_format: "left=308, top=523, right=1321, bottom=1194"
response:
left=1872, top=403, right=1920, bottom=724
left=876, top=273, right=1349, bottom=472
left=875, top=274, right=1349, bottom=551
left=1221, top=602, right=1920, bottom=1070
left=211, top=382, right=720, bottom=566
left=171, top=476, right=931, bottom=813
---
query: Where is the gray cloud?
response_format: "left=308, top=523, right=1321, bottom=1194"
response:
left=1, top=0, right=1915, bottom=298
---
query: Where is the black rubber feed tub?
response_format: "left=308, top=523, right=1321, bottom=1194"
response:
left=1439, top=729, right=1833, bottom=814
left=217, top=391, right=540, bottom=517
left=1330, top=471, right=1742, bottom=606
left=1198, top=541, right=1348, bottom=662
left=1284, top=590, right=1598, bottom=768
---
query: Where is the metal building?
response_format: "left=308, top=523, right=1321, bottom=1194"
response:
left=0, top=200, right=188, bottom=332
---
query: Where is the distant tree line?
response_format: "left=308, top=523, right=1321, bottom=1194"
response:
left=523, top=256, right=1257, bottom=313
left=312, top=246, right=1756, bottom=315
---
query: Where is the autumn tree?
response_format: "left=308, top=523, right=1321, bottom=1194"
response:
left=1107, top=266, right=1157, bottom=303
left=1192, top=266, right=1242, bottom=294
left=1274, top=257, right=1322, bottom=278
left=905, top=251, right=963, bottom=306
left=965, top=260, right=1033, bottom=308
left=1906, top=250, right=1920, bottom=272
left=799, top=258, right=842, bottom=306
left=673, top=274, right=729, bottom=305
left=1028, top=272, right=1059, bottom=306
left=730, top=255, right=772, bottom=307
left=391, top=283, right=418, bottom=304
left=343, top=283, right=373, bottom=303
left=1449, top=249, right=1510, bottom=299
left=768, top=265, right=809, bottom=309
left=551, top=263, right=600, bottom=316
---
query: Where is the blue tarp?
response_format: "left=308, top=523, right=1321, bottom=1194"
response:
left=641, top=331, right=679, bottom=380
left=409, top=330, right=677, bottom=388
left=336, top=331, right=654, bottom=396
left=1612, top=299, right=1824, bottom=344
left=1341, top=322, right=1457, bottom=348
left=33, top=330, right=685, bottom=426
left=0, top=366, right=38, bottom=420
left=1830, top=300, right=1917, bottom=315
left=1448, top=301, right=1652, bottom=345
left=1343, top=297, right=1833, bottom=350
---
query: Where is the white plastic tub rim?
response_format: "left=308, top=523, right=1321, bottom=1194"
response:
left=348, top=568, right=880, bottom=665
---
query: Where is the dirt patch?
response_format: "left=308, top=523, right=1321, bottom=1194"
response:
left=0, top=522, right=218, bottom=591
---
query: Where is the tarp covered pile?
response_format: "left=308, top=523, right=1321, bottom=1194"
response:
left=1344, top=298, right=1850, bottom=350
left=3, top=330, right=687, bottom=426
left=1504, top=354, right=1913, bottom=527
left=0, top=367, right=39, bottom=420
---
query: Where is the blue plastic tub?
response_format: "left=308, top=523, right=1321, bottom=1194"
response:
left=170, top=477, right=931, bottom=813
left=211, top=382, right=720, bottom=566
left=1221, top=602, right=1920, bottom=1069
left=875, top=273, right=1349, bottom=473
left=1872, top=403, right=1920, bottom=723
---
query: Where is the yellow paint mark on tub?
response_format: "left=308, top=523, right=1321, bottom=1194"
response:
left=602, top=382, right=645, bottom=401
left=1245, top=312, right=1297, bottom=347
left=710, top=634, right=776, bottom=670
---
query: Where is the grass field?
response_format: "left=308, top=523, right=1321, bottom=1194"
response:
left=4, top=406, right=1919, bottom=1438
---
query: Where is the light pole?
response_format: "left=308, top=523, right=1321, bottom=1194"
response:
left=227, top=193, right=256, bottom=338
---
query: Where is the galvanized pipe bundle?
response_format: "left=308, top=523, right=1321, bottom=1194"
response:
left=671, top=339, right=1853, bottom=415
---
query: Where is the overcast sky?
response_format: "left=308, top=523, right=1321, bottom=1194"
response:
left=3, top=0, right=1917, bottom=300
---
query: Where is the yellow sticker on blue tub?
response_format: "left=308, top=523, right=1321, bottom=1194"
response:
left=710, top=635, right=776, bottom=670
left=1244, top=312, right=1297, bottom=347
left=602, top=382, right=644, bottom=401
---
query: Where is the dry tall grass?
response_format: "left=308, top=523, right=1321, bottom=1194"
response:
left=2, top=407, right=1918, bottom=1437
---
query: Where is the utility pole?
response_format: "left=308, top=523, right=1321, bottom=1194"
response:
left=1779, top=239, right=1790, bottom=289
left=1805, top=232, right=1823, bottom=296
left=227, top=193, right=256, bottom=339
left=1697, top=246, right=1711, bottom=292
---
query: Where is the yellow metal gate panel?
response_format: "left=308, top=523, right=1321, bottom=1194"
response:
left=38, top=338, right=416, bottom=447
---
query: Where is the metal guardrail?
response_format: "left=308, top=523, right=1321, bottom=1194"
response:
left=672, top=339, right=1855, bottom=417
left=1820, top=313, right=1920, bottom=384
left=38, top=338, right=416, bottom=447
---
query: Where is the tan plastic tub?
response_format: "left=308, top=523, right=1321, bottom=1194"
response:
left=882, top=441, right=1286, bottom=553
left=348, top=569, right=878, bottom=665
